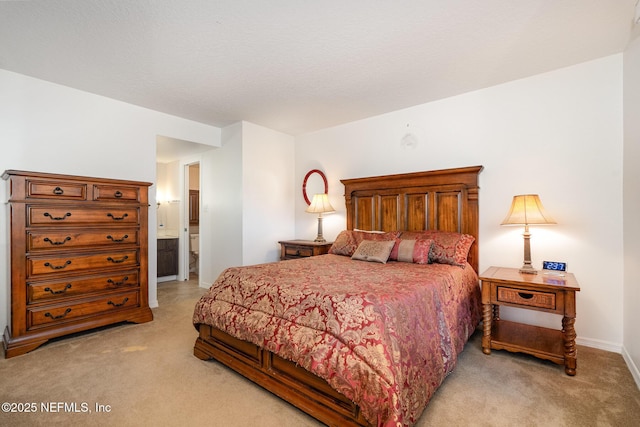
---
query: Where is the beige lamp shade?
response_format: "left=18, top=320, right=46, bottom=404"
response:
left=306, top=193, right=335, bottom=214
left=501, top=194, right=556, bottom=226
left=306, top=194, right=334, bottom=242
left=501, top=194, right=555, bottom=274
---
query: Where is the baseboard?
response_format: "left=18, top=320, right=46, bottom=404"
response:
left=576, top=336, right=622, bottom=353
left=621, top=346, right=640, bottom=390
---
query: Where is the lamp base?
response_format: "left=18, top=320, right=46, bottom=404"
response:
left=314, top=216, right=326, bottom=243
left=519, top=264, right=538, bottom=274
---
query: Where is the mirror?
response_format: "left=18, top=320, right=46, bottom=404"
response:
left=302, top=169, right=328, bottom=205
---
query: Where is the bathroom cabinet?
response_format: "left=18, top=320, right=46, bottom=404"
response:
left=189, top=190, right=199, bottom=225
left=157, top=238, right=179, bottom=277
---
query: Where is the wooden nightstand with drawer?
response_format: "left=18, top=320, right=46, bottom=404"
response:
left=278, top=240, right=333, bottom=260
left=480, top=266, right=581, bottom=375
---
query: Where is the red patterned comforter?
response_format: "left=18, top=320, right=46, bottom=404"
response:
left=193, top=254, right=481, bottom=426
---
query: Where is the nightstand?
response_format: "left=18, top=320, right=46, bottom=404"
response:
left=278, top=240, right=333, bottom=260
left=479, top=266, right=581, bottom=375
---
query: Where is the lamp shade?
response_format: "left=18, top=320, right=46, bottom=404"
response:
left=501, top=194, right=556, bottom=226
left=306, top=193, right=335, bottom=214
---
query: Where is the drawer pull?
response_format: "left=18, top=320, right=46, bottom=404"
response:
left=107, top=297, right=129, bottom=307
left=107, top=255, right=129, bottom=264
left=43, top=212, right=72, bottom=221
left=53, top=187, right=64, bottom=195
left=107, top=213, right=129, bottom=221
left=518, top=292, right=534, bottom=300
left=43, top=236, right=72, bottom=246
left=106, top=234, right=129, bottom=243
left=44, top=284, right=72, bottom=295
left=107, top=276, right=129, bottom=286
left=114, top=191, right=123, bottom=198
left=44, top=308, right=72, bottom=320
left=44, top=260, right=72, bottom=270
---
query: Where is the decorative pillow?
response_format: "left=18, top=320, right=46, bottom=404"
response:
left=391, top=238, right=433, bottom=264
left=399, top=230, right=474, bottom=267
left=351, top=240, right=396, bottom=264
left=329, top=230, right=400, bottom=257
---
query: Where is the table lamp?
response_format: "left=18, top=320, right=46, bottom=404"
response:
left=306, top=193, right=335, bottom=242
left=501, top=194, right=556, bottom=274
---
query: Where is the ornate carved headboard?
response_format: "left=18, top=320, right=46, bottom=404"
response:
left=341, top=166, right=483, bottom=273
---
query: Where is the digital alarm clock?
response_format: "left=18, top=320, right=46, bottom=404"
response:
left=542, top=261, right=567, bottom=275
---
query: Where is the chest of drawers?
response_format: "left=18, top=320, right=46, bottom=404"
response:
left=2, top=170, right=153, bottom=358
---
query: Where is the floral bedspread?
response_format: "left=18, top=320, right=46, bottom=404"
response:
left=193, top=254, right=481, bottom=426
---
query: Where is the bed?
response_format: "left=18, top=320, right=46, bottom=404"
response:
left=193, top=166, right=483, bottom=426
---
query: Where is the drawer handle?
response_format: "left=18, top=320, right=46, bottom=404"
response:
left=107, top=297, right=129, bottom=307
left=107, top=213, right=129, bottom=221
left=44, top=308, right=72, bottom=320
left=106, top=234, right=129, bottom=243
left=44, top=260, right=71, bottom=270
left=107, top=276, right=129, bottom=287
left=114, top=191, right=123, bottom=198
left=44, top=284, right=72, bottom=295
left=44, top=212, right=71, bottom=221
left=107, top=255, right=129, bottom=264
left=53, top=187, right=64, bottom=195
left=518, top=292, right=534, bottom=300
left=43, top=236, right=71, bottom=246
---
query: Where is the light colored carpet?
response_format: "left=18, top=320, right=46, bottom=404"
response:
left=1, top=278, right=638, bottom=426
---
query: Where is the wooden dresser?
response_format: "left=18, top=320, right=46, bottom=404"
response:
left=2, top=170, right=153, bottom=358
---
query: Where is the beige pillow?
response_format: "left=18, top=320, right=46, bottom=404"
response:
left=351, top=240, right=395, bottom=264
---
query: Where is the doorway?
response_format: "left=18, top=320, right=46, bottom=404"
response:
left=185, top=162, right=200, bottom=282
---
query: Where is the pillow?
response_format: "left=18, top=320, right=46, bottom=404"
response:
left=399, top=230, right=474, bottom=267
left=391, top=238, right=433, bottom=264
left=329, top=230, right=400, bottom=257
left=351, top=240, right=396, bottom=264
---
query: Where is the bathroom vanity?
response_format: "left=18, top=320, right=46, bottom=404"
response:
left=157, top=237, right=179, bottom=277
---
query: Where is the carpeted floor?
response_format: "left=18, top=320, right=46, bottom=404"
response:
left=1, top=277, right=639, bottom=426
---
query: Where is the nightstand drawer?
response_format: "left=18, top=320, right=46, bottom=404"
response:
left=278, top=240, right=333, bottom=260
left=497, top=286, right=556, bottom=310
left=285, top=246, right=313, bottom=258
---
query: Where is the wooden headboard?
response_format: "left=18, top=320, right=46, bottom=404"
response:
left=341, top=166, right=483, bottom=273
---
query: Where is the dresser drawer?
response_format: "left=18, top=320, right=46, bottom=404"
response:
left=28, top=250, right=139, bottom=278
left=496, top=286, right=557, bottom=310
left=26, top=178, right=87, bottom=200
left=93, top=184, right=140, bottom=202
left=28, top=206, right=140, bottom=226
left=28, top=290, right=140, bottom=328
left=27, top=229, right=139, bottom=251
left=28, top=271, right=139, bottom=303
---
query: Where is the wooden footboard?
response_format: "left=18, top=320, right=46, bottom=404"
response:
left=194, top=324, right=372, bottom=427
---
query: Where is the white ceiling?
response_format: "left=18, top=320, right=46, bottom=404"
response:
left=1, top=0, right=637, bottom=139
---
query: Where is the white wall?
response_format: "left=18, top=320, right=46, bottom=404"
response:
left=295, top=55, right=624, bottom=350
left=0, top=70, right=220, bottom=335
left=623, top=33, right=640, bottom=385
left=200, top=123, right=244, bottom=284
left=156, top=161, right=182, bottom=237
left=242, top=122, right=295, bottom=265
